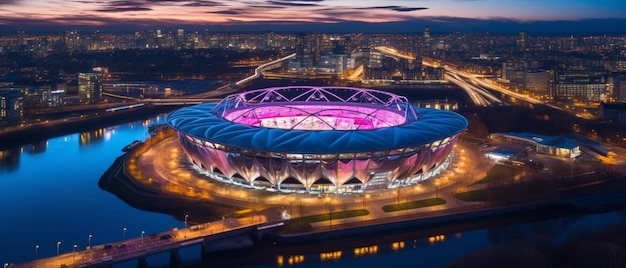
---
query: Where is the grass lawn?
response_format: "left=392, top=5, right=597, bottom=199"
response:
left=278, top=209, right=369, bottom=234
left=382, top=198, right=446, bottom=213
left=455, top=189, right=491, bottom=202
left=472, top=164, right=522, bottom=185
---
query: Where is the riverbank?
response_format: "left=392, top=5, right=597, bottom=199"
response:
left=0, top=105, right=178, bottom=149
left=99, top=140, right=626, bottom=246
left=99, top=151, right=244, bottom=224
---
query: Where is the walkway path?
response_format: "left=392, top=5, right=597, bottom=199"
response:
left=136, top=136, right=494, bottom=228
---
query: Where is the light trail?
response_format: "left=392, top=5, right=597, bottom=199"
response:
left=235, top=53, right=296, bottom=86
left=375, top=46, right=501, bottom=107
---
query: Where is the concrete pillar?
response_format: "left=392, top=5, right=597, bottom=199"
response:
left=169, top=249, right=181, bottom=267
left=201, top=243, right=210, bottom=262
left=138, top=257, right=148, bottom=268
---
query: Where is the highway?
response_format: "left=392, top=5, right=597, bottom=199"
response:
left=235, top=53, right=296, bottom=86
left=9, top=216, right=269, bottom=268
left=419, top=56, right=595, bottom=119
left=375, top=46, right=502, bottom=107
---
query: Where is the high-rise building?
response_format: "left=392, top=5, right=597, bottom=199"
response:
left=78, top=71, right=104, bottom=104
left=614, top=74, right=626, bottom=101
left=517, top=31, right=526, bottom=51
left=0, top=88, right=23, bottom=125
left=524, top=70, right=551, bottom=95
left=295, top=33, right=315, bottom=70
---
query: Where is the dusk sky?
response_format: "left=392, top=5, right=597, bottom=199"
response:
left=1, top=0, right=625, bottom=32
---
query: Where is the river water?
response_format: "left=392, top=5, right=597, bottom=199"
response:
left=1, top=109, right=626, bottom=267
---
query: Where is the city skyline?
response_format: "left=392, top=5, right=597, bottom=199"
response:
left=1, top=0, right=626, bottom=33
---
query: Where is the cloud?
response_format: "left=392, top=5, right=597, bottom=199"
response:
left=266, top=0, right=322, bottom=7
left=93, top=0, right=227, bottom=13
left=209, top=9, right=245, bottom=15
left=249, top=5, right=287, bottom=9
left=182, top=0, right=224, bottom=7
left=356, top=6, right=428, bottom=12
left=93, top=0, right=149, bottom=12
left=0, top=0, right=19, bottom=5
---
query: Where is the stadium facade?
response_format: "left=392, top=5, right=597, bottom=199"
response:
left=167, top=86, right=467, bottom=194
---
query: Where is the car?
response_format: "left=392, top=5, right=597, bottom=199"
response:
left=104, top=245, right=112, bottom=249
left=118, top=243, right=127, bottom=249
left=160, top=234, right=172, bottom=240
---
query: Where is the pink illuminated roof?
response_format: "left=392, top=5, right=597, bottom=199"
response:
left=212, top=86, right=421, bottom=130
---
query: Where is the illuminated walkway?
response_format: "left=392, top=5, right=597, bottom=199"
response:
left=10, top=216, right=270, bottom=268
left=136, top=136, right=490, bottom=222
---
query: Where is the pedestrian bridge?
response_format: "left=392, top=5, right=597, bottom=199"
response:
left=9, top=215, right=285, bottom=268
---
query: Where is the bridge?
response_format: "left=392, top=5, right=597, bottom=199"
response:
left=235, top=53, right=296, bottom=86
left=9, top=215, right=286, bottom=268
left=102, top=53, right=296, bottom=108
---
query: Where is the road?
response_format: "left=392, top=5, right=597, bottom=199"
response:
left=375, top=46, right=502, bottom=107
left=10, top=216, right=269, bottom=268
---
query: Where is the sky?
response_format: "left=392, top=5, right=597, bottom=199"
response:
left=0, top=0, right=625, bottom=32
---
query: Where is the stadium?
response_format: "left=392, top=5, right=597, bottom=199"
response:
left=166, top=86, right=467, bottom=194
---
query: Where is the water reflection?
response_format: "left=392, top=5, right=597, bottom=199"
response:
left=79, top=128, right=105, bottom=147
left=0, top=113, right=181, bottom=265
left=197, top=210, right=626, bottom=268
left=23, top=140, right=47, bottom=154
left=1, top=141, right=48, bottom=172
left=487, top=218, right=568, bottom=245
left=0, top=147, right=20, bottom=172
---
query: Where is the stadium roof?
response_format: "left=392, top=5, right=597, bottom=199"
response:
left=167, top=102, right=468, bottom=154
left=503, top=132, right=579, bottom=149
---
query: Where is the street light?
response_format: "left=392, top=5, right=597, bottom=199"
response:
left=184, top=214, right=189, bottom=229
left=395, top=190, right=400, bottom=204
left=35, top=245, right=39, bottom=259
left=141, top=230, right=145, bottom=246
left=56, top=241, right=61, bottom=256
left=73, top=244, right=77, bottom=253
left=325, top=196, right=332, bottom=228
left=88, top=234, right=92, bottom=248
left=123, top=227, right=127, bottom=240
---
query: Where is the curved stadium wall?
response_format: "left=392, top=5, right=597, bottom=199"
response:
left=167, top=86, right=468, bottom=194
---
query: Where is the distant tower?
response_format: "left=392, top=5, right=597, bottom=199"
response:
left=265, top=31, right=275, bottom=49
left=423, top=25, right=431, bottom=53
left=517, top=31, right=526, bottom=51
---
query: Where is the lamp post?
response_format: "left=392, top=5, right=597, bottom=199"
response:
left=88, top=234, right=92, bottom=248
left=73, top=244, right=77, bottom=253
left=184, top=214, right=188, bottom=229
left=35, top=245, right=39, bottom=259
left=395, top=190, right=399, bottom=204
left=123, top=227, right=127, bottom=240
left=56, top=241, right=61, bottom=256
left=141, top=231, right=145, bottom=246
left=325, top=196, right=332, bottom=228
